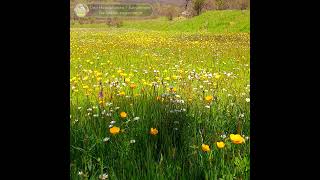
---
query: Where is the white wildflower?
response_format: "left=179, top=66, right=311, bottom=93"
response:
left=103, top=137, right=110, bottom=143
left=220, top=134, right=227, bottom=139
left=99, top=173, right=108, bottom=180
left=133, top=117, right=140, bottom=121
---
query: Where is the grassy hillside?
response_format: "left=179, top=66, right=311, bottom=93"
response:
left=71, top=10, right=250, bottom=33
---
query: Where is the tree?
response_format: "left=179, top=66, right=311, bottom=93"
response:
left=216, top=0, right=226, bottom=10
left=185, top=0, right=192, bottom=10
left=193, top=0, right=206, bottom=16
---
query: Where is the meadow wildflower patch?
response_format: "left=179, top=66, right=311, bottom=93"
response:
left=70, top=29, right=250, bottom=179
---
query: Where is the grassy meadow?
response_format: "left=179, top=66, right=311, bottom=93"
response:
left=70, top=10, right=250, bottom=179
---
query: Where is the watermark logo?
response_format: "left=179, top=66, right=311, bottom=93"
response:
left=73, top=3, right=153, bottom=18
left=74, top=3, right=90, bottom=17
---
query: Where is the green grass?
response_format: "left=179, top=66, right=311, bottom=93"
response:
left=71, top=10, right=250, bottom=33
left=70, top=10, right=250, bottom=179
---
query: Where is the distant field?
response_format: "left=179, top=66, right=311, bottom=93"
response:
left=71, top=10, right=250, bottom=33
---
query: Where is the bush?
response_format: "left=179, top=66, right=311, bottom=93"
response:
left=166, top=6, right=177, bottom=21
left=106, top=17, right=123, bottom=28
left=88, top=17, right=96, bottom=24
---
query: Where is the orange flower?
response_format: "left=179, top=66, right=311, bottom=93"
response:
left=201, top=144, right=210, bottom=152
left=156, top=96, right=161, bottom=101
left=110, top=126, right=120, bottom=135
left=150, top=128, right=158, bottom=135
left=130, top=83, right=137, bottom=89
left=120, top=112, right=127, bottom=119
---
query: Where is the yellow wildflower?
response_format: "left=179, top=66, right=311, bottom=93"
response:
left=120, top=112, right=127, bottom=119
left=119, top=91, right=125, bottom=96
left=216, top=141, right=225, bottom=149
left=205, top=95, right=213, bottom=102
left=230, top=134, right=245, bottom=144
left=201, top=144, right=210, bottom=152
left=110, top=126, right=120, bottom=135
left=125, top=78, right=130, bottom=83
left=150, top=128, right=158, bottom=135
left=82, top=85, right=89, bottom=89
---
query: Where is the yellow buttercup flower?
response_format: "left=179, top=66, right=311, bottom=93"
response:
left=215, top=74, right=221, bottom=79
left=125, top=78, right=130, bottom=83
left=201, top=144, right=210, bottom=152
left=216, top=141, right=225, bottom=149
left=205, top=95, right=213, bottom=102
left=120, top=73, right=127, bottom=77
left=110, top=126, right=120, bottom=135
left=230, top=134, right=245, bottom=144
left=119, top=91, right=125, bottom=96
left=82, top=85, right=89, bottom=89
left=120, top=112, right=127, bottom=119
left=150, top=128, right=158, bottom=135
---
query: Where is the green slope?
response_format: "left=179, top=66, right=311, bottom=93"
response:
left=72, top=10, right=250, bottom=33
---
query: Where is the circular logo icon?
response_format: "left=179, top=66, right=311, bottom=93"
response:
left=74, top=3, right=89, bottom=17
